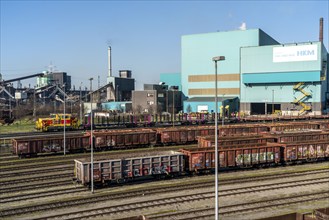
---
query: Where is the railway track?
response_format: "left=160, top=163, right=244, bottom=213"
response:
left=0, top=165, right=71, bottom=178
left=0, top=159, right=74, bottom=173
left=22, top=180, right=329, bottom=220
left=0, top=186, right=87, bottom=203
left=1, top=168, right=328, bottom=218
left=0, top=156, right=73, bottom=168
left=0, top=172, right=72, bottom=187
left=2, top=173, right=328, bottom=204
left=0, top=179, right=73, bottom=194
left=147, top=192, right=329, bottom=220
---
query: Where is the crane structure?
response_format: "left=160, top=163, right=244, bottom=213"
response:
left=0, top=72, right=45, bottom=124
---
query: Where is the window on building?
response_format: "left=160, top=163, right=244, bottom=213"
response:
left=147, top=93, right=154, bottom=97
left=158, top=93, right=164, bottom=98
left=147, top=101, right=154, bottom=105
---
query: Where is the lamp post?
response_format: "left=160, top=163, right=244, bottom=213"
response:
left=89, top=77, right=94, bottom=194
left=272, top=90, right=274, bottom=123
left=33, top=86, right=36, bottom=120
left=212, top=55, right=225, bottom=220
left=222, top=94, right=225, bottom=127
left=63, top=85, right=66, bottom=155
left=172, top=89, right=175, bottom=127
left=79, top=82, right=83, bottom=125
left=166, top=90, right=168, bottom=113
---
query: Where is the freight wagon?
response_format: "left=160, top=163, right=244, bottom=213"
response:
left=267, top=131, right=329, bottom=143
left=87, top=128, right=157, bottom=150
left=12, top=134, right=90, bottom=158
left=74, top=140, right=329, bottom=186
left=267, top=122, right=322, bottom=132
left=197, top=135, right=273, bottom=148
left=181, top=143, right=283, bottom=171
left=12, top=122, right=328, bottom=158
left=283, top=140, right=329, bottom=163
left=74, top=151, right=185, bottom=185
left=156, top=126, right=215, bottom=145
left=219, top=124, right=269, bottom=136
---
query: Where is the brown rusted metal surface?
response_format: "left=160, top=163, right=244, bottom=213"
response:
left=12, top=134, right=90, bottom=157
left=268, top=122, right=321, bottom=132
left=90, top=128, right=157, bottom=149
left=156, top=126, right=215, bottom=144
left=266, top=131, right=329, bottom=143
left=198, top=135, right=271, bottom=148
left=181, top=142, right=282, bottom=172
left=283, top=141, right=329, bottom=162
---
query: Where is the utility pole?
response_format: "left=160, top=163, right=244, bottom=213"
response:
left=222, top=94, right=225, bottom=127
left=33, top=87, right=36, bottom=119
left=80, top=82, right=83, bottom=125
left=89, top=77, right=94, bottom=194
left=212, top=55, right=225, bottom=220
left=172, top=90, right=175, bottom=127
left=272, top=89, right=274, bottom=123
left=63, top=84, right=66, bottom=155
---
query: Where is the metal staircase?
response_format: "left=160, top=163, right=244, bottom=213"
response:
left=293, top=82, right=312, bottom=115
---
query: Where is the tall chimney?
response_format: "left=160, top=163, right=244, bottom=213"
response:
left=319, top=17, right=323, bottom=43
left=108, top=46, right=112, bottom=77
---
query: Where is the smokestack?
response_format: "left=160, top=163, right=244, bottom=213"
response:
left=319, top=17, right=323, bottom=43
left=108, top=46, right=112, bottom=77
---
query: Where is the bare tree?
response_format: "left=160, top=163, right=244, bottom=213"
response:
left=148, top=105, right=154, bottom=115
left=136, top=105, right=142, bottom=114
left=157, top=105, right=163, bottom=114
left=186, top=104, right=192, bottom=113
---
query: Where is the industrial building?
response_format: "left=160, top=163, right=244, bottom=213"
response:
left=132, top=83, right=182, bottom=114
left=37, top=72, right=72, bottom=90
left=181, top=18, right=328, bottom=116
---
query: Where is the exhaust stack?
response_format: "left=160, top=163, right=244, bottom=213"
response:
left=108, top=46, right=112, bottom=77
left=319, top=17, right=323, bottom=43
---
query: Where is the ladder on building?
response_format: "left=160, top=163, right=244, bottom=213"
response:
left=293, top=82, right=312, bottom=115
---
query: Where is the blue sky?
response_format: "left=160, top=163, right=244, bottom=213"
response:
left=1, top=1, right=328, bottom=90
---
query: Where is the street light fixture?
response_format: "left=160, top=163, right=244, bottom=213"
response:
left=212, top=55, right=225, bottom=220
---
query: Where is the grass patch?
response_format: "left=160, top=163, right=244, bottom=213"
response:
left=0, top=118, right=36, bottom=133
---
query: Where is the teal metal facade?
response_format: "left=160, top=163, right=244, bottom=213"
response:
left=180, top=28, right=328, bottom=115
left=160, top=73, right=181, bottom=90
left=181, top=29, right=278, bottom=113
left=240, top=42, right=328, bottom=115
left=183, top=97, right=239, bottom=115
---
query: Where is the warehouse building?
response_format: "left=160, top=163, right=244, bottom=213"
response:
left=181, top=19, right=328, bottom=116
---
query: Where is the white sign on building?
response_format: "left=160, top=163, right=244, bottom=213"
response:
left=273, top=45, right=317, bottom=63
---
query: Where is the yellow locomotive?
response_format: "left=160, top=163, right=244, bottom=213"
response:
left=36, top=113, right=79, bottom=132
